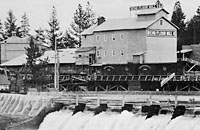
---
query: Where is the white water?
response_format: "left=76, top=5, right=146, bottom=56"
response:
left=38, top=110, right=200, bottom=130
left=0, top=93, right=50, bottom=117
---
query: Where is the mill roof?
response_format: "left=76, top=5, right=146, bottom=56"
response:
left=0, top=48, right=77, bottom=66
left=82, top=16, right=178, bottom=35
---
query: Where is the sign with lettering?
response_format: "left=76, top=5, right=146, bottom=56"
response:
left=130, top=1, right=163, bottom=11
left=130, top=5, right=158, bottom=11
left=147, top=29, right=176, bottom=37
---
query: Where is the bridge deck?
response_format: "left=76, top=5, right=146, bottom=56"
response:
left=53, top=91, right=200, bottom=108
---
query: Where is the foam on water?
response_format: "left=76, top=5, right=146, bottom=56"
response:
left=38, top=110, right=200, bottom=130
left=39, top=111, right=73, bottom=130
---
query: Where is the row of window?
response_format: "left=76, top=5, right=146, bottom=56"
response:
left=96, top=33, right=124, bottom=42
left=96, top=50, right=125, bottom=57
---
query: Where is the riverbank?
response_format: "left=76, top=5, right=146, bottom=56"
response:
left=0, top=115, right=31, bottom=130
left=0, top=93, right=58, bottom=130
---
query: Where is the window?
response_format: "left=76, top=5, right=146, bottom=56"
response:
left=104, top=50, right=107, bottom=57
left=120, top=34, right=124, bottom=40
left=96, top=35, right=100, bottom=42
left=160, top=20, right=163, bottom=25
left=121, top=50, right=124, bottom=56
left=104, top=35, right=107, bottom=41
left=96, top=50, right=100, bottom=57
left=112, top=34, right=116, bottom=41
left=112, top=50, right=116, bottom=56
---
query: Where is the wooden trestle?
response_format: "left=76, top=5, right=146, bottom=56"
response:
left=56, top=74, right=200, bottom=92
left=58, top=74, right=200, bottom=82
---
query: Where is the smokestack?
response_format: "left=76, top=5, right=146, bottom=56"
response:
left=97, top=16, right=105, bottom=26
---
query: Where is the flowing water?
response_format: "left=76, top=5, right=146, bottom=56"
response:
left=38, top=110, right=200, bottom=130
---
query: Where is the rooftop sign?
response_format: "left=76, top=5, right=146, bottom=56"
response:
left=130, top=0, right=163, bottom=11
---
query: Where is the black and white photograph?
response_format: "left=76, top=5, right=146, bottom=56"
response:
left=1, top=0, right=200, bottom=129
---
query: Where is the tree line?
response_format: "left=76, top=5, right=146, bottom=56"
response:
left=171, top=1, right=200, bottom=50
left=0, top=2, right=96, bottom=49
left=1, top=1, right=200, bottom=51
left=2, top=2, right=96, bottom=91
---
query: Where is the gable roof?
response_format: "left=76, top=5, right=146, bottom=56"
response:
left=0, top=49, right=77, bottom=67
left=136, top=8, right=169, bottom=15
left=82, top=18, right=154, bottom=35
left=81, top=24, right=98, bottom=35
left=147, top=16, right=179, bottom=29
left=82, top=16, right=178, bottom=35
left=94, top=18, right=154, bottom=32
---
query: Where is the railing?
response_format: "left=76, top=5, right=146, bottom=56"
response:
left=93, top=75, right=200, bottom=82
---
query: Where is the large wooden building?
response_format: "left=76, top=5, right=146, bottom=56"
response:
left=77, top=6, right=178, bottom=75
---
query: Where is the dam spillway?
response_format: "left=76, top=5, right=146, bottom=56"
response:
left=38, top=110, right=200, bottom=130
left=2, top=91, right=200, bottom=130
left=37, top=91, right=200, bottom=130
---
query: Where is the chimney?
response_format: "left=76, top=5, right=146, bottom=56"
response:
left=97, top=16, right=105, bottom=26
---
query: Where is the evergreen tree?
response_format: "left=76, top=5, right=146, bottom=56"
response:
left=69, top=2, right=96, bottom=47
left=47, top=6, right=62, bottom=50
left=35, top=27, right=48, bottom=44
left=23, top=37, right=49, bottom=89
left=20, top=12, right=30, bottom=37
left=185, top=6, right=200, bottom=44
left=60, top=31, right=79, bottom=48
left=171, top=1, right=186, bottom=50
left=0, top=19, right=5, bottom=41
left=4, top=9, right=18, bottom=37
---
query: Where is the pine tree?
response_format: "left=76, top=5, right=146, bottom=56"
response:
left=69, top=2, right=96, bottom=47
left=4, top=9, right=18, bottom=37
left=20, top=12, right=30, bottom=37
left=185, top=7, right=200, bottom=44
left=35, top=27, right=48, bottom=44
left=60, top=31, right=79, bottom=48
left=23, top=37, right=49, bottom=89
left=47, top=6, right=62, bottom=50
left=0, top=19, right=5, bottom=41
left=171, top=1, right=186, bottom=50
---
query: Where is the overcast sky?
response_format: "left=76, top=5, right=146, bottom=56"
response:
left=0, top=0, right=199, bottom=34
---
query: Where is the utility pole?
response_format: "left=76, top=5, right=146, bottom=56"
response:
left=193, top=20, right=196, bottom=44
left=54, top=33, right=59, bottom=89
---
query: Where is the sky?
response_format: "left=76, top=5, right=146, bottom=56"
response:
left=0, top=0, right=199, bottom=34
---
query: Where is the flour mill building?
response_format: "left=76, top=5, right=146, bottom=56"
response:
left=76, top=3, right=178, bottom=75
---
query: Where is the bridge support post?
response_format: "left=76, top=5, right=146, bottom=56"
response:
left=97, top=95, right=100, bottom=106
left=76, top=94, right=79, bottom=105
left=175, top=95, right=178, bottom=107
